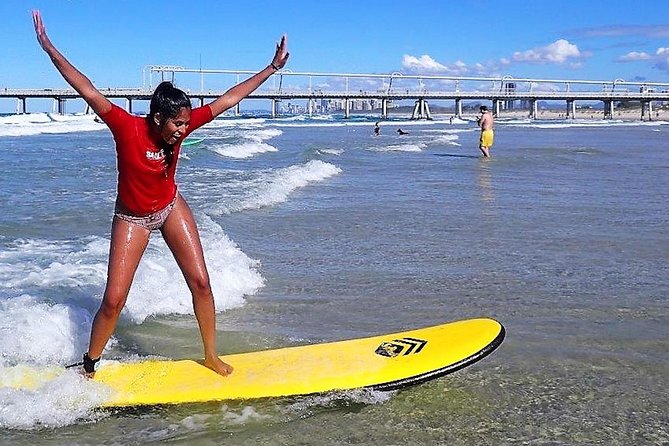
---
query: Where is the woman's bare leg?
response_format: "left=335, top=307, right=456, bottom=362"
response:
left=160, top=195, right=233, bottom=376
left=88, top=217, right=151, bottom=360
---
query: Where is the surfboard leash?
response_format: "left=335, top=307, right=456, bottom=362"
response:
left=65, top=353, right=100, bottom=373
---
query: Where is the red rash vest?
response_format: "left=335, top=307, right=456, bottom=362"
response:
left=100, top=104, right=213, bottom=215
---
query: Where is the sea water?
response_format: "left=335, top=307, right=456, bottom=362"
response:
left=0, top=111, right=667, bottom=444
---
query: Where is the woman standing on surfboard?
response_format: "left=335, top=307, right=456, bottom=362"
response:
left=32, top=10, right=289, bottom=377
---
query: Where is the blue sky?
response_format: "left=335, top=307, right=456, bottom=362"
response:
left=2, top=1, right=668, bottom=92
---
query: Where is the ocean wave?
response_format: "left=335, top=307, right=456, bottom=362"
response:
left=0, top=364, right=110, bottom=429
left=0, top=294, right=92, bottom=365
left=369, top=142, right=427, bottom=152
left=207, top=160, right=342, bottom=215
left=203, top=126, right=283, bottom=159
left=0, top=219, right=263, bottom=365
left=0, top=113, right=105, bottom=137
left=206, top=117, right=267, bottom=127
left=208, top=141, right=278, bottom=159
left=124, top=215, right=264, bottom=323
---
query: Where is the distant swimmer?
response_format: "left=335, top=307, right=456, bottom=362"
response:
left=374, top=122, right=380, bottom=136
left=477, top=105, right=494, bottom=157
left=397, top=128, right=409, bottom=135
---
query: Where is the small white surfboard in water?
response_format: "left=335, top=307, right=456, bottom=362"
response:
left=181, top=137, right=205, bottom=147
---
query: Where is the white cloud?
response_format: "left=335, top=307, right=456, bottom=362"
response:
left=512, top=39, right=582, bottom=64
left=450, top=60, right=469, bottom=74
left=655, top=47, right=669, bottom=72
left=402, top=54, right=491, bottom=76
left=617, top=47, right=669, bottom=73
left=401, top=54, right=482, bottom=76
left=618, top=51, right=652, bottom=61
left=399, top=39, right=584, bottom=77
left=401, top=55, right=448, bottom=73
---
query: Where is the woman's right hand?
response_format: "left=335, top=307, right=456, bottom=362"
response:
left=31, top=10, right=113, bottom=116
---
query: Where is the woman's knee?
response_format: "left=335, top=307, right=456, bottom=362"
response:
left=188, top=273, right=212, bottom=297
left=98, top=293, right=127, bottom=319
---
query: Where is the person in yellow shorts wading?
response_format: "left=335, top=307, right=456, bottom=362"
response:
left=477, top=105, right=494, bottom=157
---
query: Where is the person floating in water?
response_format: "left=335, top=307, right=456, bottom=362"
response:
left=477, top=105, right=494, bottom=157
left=32, top=10, right=289, bottom=377
left=397, top=128, right=408, bottom=135
left=374, top=122, right=380, bottom=136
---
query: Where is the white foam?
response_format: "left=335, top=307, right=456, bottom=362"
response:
left=178, top=413, right=212, bottom=430
left=0, top=366, right=111, bottom=429
left=0, top=295, right=91, bottom=365
left=208, top=160, right=342, bottom=215
left=431, top=133, right=461, bottom=145
left=247, top=128, right=283, bottom=140
left=0, top=238, right=108, bottom=290
left=370, top=142, right=427, bottom=152
left=124, top=215, right=264, bottom=323
left=0, top=222, right=264, bottom=363
left=282, top=388, right=394, bottom=418
left=205, top=126, right=283, bottom=159
left=450, top=117, right=469, bottom=124
left=318, top=148, right=344, bottom=156
left=206, top=117, right=267, bottom=128
left=209, top=141, right=278, bottom=159
left=213, top=127, right=282, bottom=141
left=0, top=113, right=53, bottom=125
left=427, top=128, right=477, bottom=134
left=0, top=113, right=105, bottom=137
left=0, top=238, right=109, bottom=365
left=0, top=218, right=260, bottom=430
left=220, top=405, right=272, bottom=425
left=279, top=114, right=315, bottom=122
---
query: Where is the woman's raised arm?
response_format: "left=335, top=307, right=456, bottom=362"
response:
left=207, top=35, right=289, bottom=117
left=32, top=10, right=112, bottom=116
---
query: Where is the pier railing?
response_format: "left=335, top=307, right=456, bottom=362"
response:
left=2, top=69, right=669, bottom=119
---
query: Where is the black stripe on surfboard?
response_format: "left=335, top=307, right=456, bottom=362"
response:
left=368, top=324, right=506, bottom=392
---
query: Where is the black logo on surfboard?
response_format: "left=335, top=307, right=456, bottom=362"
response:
left=375, top=337, right=427, bottom=358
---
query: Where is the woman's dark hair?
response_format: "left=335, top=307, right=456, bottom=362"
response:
left=149, top=81, right=191, bottom=121
left=148, top=81, right=191, bottom=168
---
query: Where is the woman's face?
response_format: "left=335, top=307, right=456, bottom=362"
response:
left=157, top=107, right=191, bottom=144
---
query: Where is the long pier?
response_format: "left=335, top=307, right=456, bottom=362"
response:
left=2, top=68, right=669, bottom=119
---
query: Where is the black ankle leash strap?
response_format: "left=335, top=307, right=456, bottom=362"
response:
left=65, top=353, right=100, bottom=373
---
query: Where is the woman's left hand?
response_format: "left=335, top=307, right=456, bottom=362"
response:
left=271, top=35, right=289, bottom=70
left=32, top=10, right=54, bottom=52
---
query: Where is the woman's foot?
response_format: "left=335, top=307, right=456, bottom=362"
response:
left=204, top=356, right=233, bottom=376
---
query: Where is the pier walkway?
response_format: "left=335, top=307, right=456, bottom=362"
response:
left=2, top=68, right=669, bottom=119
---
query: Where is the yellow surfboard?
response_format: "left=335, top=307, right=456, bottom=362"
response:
left=90, top=318, right=504, bottom=407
